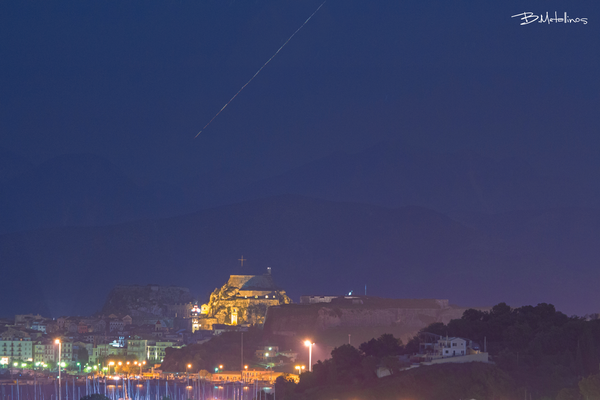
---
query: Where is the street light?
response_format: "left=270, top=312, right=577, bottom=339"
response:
left=55, top=339, right=62, bottom=400
left=295, top=365, right=305, bottom=374
left=185, top=364, right=192, bottom=387
left=304, top=340, right=314, bottom=372
left=109, top=361, right=115, bottom=376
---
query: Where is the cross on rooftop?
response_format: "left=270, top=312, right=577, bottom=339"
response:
left=238, top=256, right=247, bottom=267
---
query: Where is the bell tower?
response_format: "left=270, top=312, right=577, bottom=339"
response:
left=231, top=307, right=239, bottom=325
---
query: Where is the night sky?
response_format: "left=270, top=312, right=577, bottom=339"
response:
left=1, top=0, right=599, bottom=317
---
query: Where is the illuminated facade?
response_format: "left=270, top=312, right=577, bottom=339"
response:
left=0, top=330, right=33, bottom=363
left=191, top=304, right=201, bottom=333
left=199, top=270, right=292, bottom=329
left=147, top=341, right=177, bottom=363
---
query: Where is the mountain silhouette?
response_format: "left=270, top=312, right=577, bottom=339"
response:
left=1, top=195, right=598, bottom=318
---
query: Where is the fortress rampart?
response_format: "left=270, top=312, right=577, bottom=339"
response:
left=263, top=297, right=481, bottom=339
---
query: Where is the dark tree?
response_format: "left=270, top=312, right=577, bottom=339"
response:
left=76, top=348, right=89, bottom=364
left=359, top=333, right=403, bottom=359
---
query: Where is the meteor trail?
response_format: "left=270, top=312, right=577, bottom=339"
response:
left=195, top=1, right=326, bottom=138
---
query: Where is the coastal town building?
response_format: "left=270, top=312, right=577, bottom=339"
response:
left=127, top=338, right=149, bottom=361
left=33, top=340, right=56, bottom=364
left=0, top=330, right=33, bottom=363
left=147, top=341, right=178, bottom=363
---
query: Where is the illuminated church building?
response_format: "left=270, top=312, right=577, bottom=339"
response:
left=193, top=268, right=292, bottom=331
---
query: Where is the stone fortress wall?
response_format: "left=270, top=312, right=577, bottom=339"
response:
left=263, top=297, right=482, bottom=341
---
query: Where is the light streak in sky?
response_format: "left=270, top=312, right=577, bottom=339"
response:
left=195, top=1, right=327, bottom=138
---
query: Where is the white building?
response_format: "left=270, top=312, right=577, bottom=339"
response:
left=434, top=337, right=467, bottom=357
left=147, top=341, right=177, bottom=363
left=0, top=331, right=33, bottom=363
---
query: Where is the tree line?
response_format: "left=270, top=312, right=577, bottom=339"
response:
left=277, top=303, right=600, bottom=400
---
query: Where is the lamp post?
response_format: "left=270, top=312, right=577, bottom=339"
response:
left=109, top=361, right=115, bottom=376
left=134, top=360, right=146, bottom=376
left=55, top=339, right=62, bottom=400
left=304, top=340, right=314, bottom=372
left=186, top=364, right=192, bottom=386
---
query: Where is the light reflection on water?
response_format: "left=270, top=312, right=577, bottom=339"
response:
left=0, top=378, right=273, bottom=400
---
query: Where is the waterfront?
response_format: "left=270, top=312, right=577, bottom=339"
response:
left=0, top=377, right=273, bottom=400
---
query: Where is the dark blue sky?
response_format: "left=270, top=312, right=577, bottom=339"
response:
left=2, top=0, right=598, bottom=186
left=1, top=0, right=600, bottom=317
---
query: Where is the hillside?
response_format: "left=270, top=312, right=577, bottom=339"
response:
left=291, top=362, right=516, bottom=400
left=1, top=195, right=600, bottom=317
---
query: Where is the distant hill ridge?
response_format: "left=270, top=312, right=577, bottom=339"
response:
left=1, top=194, right=599, bottom=317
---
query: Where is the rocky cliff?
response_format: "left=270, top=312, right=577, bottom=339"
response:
left=101, top=284, right=193, bottom=319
